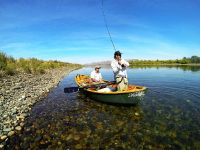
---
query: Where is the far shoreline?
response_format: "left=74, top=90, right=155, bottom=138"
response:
left=129, top=63, right=200, bottom=66
left=84, top=63, right=200, bottom=68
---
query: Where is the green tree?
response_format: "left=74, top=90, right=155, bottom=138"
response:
left=191, top=56, right=200, bottom=63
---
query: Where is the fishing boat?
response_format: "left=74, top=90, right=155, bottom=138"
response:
left=75, top=74, right=147, bottom=105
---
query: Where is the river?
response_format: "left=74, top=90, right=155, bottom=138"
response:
left=6, top=66, right=200, bottom=149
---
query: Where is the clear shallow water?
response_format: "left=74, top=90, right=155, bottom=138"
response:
left=6, top=66, right=200, bottom=149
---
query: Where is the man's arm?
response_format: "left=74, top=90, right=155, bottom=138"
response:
left=121, top=59, right=129, bottom=67
left=111, top=60, right=121, bottom=73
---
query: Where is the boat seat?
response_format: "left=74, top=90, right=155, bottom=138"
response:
left=97, top=87, right=117, bottom=92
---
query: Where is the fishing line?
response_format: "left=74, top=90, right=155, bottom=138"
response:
left=101, top=0, right=117, bottom=51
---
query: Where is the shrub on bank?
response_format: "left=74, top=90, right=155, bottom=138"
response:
left=5, top=63, right=16, bottom=75
left=0, top=52, right=7, bottom=70
left=0, top=51, right=81, bottom=76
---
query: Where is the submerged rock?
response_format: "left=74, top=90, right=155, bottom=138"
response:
left=134, top=112, right=140, bottom=116
left=0, top=135, right=7, bottom=141
left=75, top=144, right=82, bottom=149
left=15, top=126, right=22, bottom=131
left=7, top=131, right=15, bottom=137
left=73, top=134, right=80, bottom=141
left=0, top=144, right=4, bottom=149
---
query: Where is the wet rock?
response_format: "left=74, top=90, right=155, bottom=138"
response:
left=0, top=135, right=7, bottom=141
left=16, top=113, right=26, bottom=121
left=15, top=126, right=22, bottom=131
left=134, top=112, right=140, bottom=116
left=186, top=100, right=191, bottom=103
left=12, top=84, right=21, bottom=90
left=35, top=135, right=42, bottom=142
left=74, top=134, right=80, bottom=141
left=96, top=122, right=103, bottom=129
left=66, top=134, right=73, bottom=141
left=3, top=114, right=7, bottom=119
left=0, top=144, right=4, bottom=149
left=7, top=131, right=15, bottom=137
left=86, top=129, right=91, bottom=136
left=75, top=144, right=82, bottom=149
left=4, top=120, right=11, bottom=125
left=0, top=96, right=4, bottom=101
left=57, top=141, right=61, bottom=145
left=3, top=128, right=12, bottom=132
left=116, top=120, right=124, bottom=127
left=20, top=122, right=25, bottom=127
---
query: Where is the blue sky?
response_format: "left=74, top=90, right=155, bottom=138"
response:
left=0, top=0, right=200, bottom=64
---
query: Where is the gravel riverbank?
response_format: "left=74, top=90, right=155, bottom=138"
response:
left=0, top=67, right=78, bottom=148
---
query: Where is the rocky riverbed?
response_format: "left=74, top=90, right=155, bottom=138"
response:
left=0, top=67, right=78, bottom=148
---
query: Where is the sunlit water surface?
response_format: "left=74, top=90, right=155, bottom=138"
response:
left=6, top=66, right=200, bottom=149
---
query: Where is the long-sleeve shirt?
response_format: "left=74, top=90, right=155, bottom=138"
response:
left=111, top=58, right=129, bottom=79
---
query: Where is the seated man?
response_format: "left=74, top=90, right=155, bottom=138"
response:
left=90, top=66, right=103, bottom=82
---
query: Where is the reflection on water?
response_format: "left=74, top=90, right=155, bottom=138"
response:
left=6, top=66, right=200, bottom=149
left=130, top=65, right=200, bottom=72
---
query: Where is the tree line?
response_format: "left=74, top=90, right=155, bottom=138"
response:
left=129, top=56, right=200, bottom=65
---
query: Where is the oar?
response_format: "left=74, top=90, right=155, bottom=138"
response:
left=64, top=81, right=115, bottom=93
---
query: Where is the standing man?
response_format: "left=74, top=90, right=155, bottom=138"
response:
left=111, top=51, right=129, bottom=91
left=90, top=66, right=103, bottom=82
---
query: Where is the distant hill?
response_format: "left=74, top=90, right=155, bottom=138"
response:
left=84, top=59, right=134, bottom=68
left=84, top=61, right=111, bottom=67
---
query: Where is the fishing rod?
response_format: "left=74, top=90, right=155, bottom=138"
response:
left=101, top=0, right=117, bottom=52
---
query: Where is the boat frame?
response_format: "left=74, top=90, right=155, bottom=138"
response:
left=75, top=74, right=147, bottom=105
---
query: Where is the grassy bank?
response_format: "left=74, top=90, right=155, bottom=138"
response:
left=0, top=51, right=82, bottom=76
left=129, top=56, right=200, bottom=67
